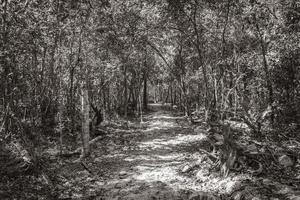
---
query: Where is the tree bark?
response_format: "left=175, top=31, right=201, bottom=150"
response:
left=58, top=81, right=64, bottom=155
left=170, top=83, right=174, bottom=105
left=191, top=6, right=209, bottom=121
left=123, top=65, right=128, bottom=118
left=254, top=17, right=274, bottom=124
left=81, top=84, right=90, bottom=157
left=220, top=0, right=231, bottom=119
left=143, top=71, right=148, bottom=110
left=1, top=0, right=9, bottom=135
left=69, top=65, right=75, bottom=134
left=174, top=84, right=177, bottom=105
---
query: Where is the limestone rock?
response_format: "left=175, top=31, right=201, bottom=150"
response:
left=278, top=155, right=294, bottom=167
left=232, top=191, right=243, bottom=200
left=289, top=195, right=300, bottom=200
left=119, top=171, right=127, bottom=175
left=182, top=164, right=194, bottom=173
left=247, top=144, right=259, bottom=154
left=119, top=171, right=127, bottom=179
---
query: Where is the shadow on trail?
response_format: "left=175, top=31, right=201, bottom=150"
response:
left=82, top=104, right=230, bottom=199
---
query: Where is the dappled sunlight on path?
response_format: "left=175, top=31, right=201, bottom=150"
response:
left=79, top=105, right=246, bottom=199
left=142, top=110, right=183, bottom=132
left=138, top=134, right=207, bottom=150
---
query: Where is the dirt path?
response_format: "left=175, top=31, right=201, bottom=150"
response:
left=56, top=105, right=246, bottom=199
left=88, top=106, right=199, bottom=198
left=55, top=104, right=300, bottom=200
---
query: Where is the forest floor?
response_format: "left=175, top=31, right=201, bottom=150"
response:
left=1, top=104, right=300, bottom=200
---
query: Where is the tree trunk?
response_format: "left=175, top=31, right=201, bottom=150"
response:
left=165, top=86, right=170, bottom=104
left=58, top=82, right=64, bottom=155
left=181, top=79, right=188, bottom=116
left=214, top=72, right=218, bottom=110
left=81, top=84, right=90, bottom=157
left=192, top=13, right=209, bottom=120
left=170, top=84, right=173, bottom=105
left=139, top=90, right=143, bottom=123
left=123, top=65, right=128, bottom=118
left=107, top=85, right=111, bottom=117
left=143, top=71, right=148, bottom=110
left=255, top=18, right=274, bottom=124
left=154, top=85, right=157, bottom=103
left=102, top=85, right=107, bottom=121
left=220, top=0, right=231, bottom=120
left=229, top=71, right=233, bottom=108
left=174, top=84, right=177, bottom=105
left=69, top=66, right=75, bottom=134
left=1, top=0, right=9, bottom=135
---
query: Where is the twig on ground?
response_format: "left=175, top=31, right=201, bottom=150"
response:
left=198, top=148, right=218, bottom=160
left=57, top=135, right=104, bottom=158
left=81, top=161, right=94, bottom=175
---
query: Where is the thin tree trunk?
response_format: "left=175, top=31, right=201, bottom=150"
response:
left=154, top=85, right=157, bottom=103
left=196, top=82, right=201, bottom=112
left=81, top=84, right=90, bottom=157
left=1, top=0, right=9, bottom=134
left=170, top=83, right=173, bottom=106
left=191, top=12, right=209, bottom=120
left=220, top=0, right=231, bottom=120
left=229, top=72, right=233, bottom=108
left=107, top=85, right=111, bottom=117
left=255, top=17, right=274, bottom=124
left=79, top=29, right=90, bottom=157
left=102, top=85, right=107, bottom=121
left=139, top=90, right=143, bottom=123
left=214, top=72, right=218, bottom=110
left=58, top=81, right=64, bottom=155
left=123, top=65, right=128, bottom=118
left=220, top=79, right=225, bottom=119
left=174, top=84, right=177, bottom=105
left=69, top=65, right=75, bottom=134
left=181, top=79, right=188, bottom=116
left=143, top=71, right=148, bottom=110
left=165, top=86, right=170, bottom=104
left=159, top=84, right=162, bottom=102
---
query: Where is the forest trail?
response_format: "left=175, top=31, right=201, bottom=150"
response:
left=55, top=104, right=300, bottom=200
left=89, top=104, right=211, bottom=199
left=58, top=104, right=230, bottom=199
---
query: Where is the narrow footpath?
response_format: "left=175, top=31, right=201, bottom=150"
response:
left=57, top=104, right=241, bottom=199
